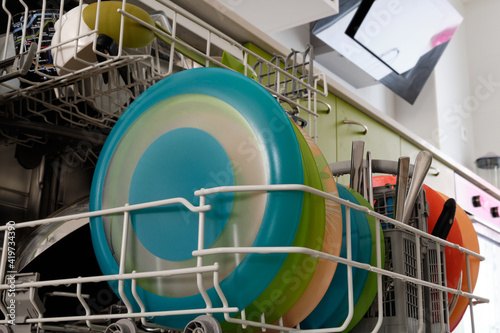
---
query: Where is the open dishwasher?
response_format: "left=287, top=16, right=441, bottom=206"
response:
left=0, top=1, right=487, bottom=332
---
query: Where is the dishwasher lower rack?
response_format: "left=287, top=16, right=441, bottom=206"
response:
left=0, top=184, right=487, bottom=333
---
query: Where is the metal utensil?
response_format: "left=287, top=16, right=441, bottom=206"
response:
left=350, top=140, right=365, bottom=194
left=395, top=156, right=410, bottom=221
left=431, top=198, right=457, bottom=239
left=402, top=151, right=433, bottom=224
left=366, top=151, right=374, bottom=205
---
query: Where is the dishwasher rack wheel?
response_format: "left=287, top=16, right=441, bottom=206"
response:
left=0, top=325, right=10, bottom=333
left=105, top=319, right=138, bottom=333
left=184, top=315, right=222, bottom=333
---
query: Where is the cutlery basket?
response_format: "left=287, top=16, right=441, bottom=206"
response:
left=353, top=185, right=450, bottom=333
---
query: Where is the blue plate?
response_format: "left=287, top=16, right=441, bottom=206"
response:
left=89, top=68, right=304, bottom=329
left=300, top=184, right=371, bottom=329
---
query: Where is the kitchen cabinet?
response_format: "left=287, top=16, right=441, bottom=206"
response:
left=336, top=98, right=401, bottom=162
left=322, top=98, right=455, bottom=195
left=216, top=0, right=338, bottom=34
left=335, top=97, right=401, bottom=186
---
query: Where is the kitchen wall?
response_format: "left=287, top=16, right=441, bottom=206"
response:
left=454, top=233, right=500, bottom=333
left=376, top=0, right=500, bottom=172
left=395, top=0, right=478, bottom=170
left=397, top=0, right=500, bottom=171
left=465, top=0, right=500, bottom=161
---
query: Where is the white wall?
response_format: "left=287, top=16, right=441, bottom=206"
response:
left=398, top=0, right=500, bottom=171
left=465, top=0, right=500, bottom=162
left=434, top=0, right=475, bottom=170
left=395, top=72, right=440, bottom=148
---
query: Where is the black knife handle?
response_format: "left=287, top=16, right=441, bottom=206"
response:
left=431, top=198, right=457, bottom=240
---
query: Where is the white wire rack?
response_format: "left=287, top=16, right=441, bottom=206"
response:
left=0, top=184, right=488, bottom=333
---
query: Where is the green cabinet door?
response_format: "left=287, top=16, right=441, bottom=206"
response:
left=336, top=98, right=401, bottom=162
left=336, top=98, right=401, bottom=185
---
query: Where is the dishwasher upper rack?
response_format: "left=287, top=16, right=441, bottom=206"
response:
left=0, top=183, right=487, bottom=333
left=0, top=0, right=328, bottom=147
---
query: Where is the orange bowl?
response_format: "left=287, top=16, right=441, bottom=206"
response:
left=423, top=184, right=465, bottom=303
left=436, top=191, right=480, bottom=331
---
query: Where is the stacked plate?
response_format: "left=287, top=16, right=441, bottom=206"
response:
left=89, top=68, right=380, bottom=330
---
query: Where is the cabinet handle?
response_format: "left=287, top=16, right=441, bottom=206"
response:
left=300, top=98, right=332, bottom=114
left=343, top=120, right=368, bottom=135
left=428, top=166, right=440, bottom=176
left=317, top=99, right=332, bottom=114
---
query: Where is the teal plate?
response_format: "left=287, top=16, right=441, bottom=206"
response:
left=89, top=68, right=304, bottom=329
left=324, top=188, right=383, bottom=331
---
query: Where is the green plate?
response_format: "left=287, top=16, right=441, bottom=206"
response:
left=301, top=184, right=366, bottom=329
left=280, top=122, right=344, bottom=328
left=222, top=119, right=326, bottom=332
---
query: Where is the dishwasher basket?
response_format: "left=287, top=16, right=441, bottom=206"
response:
left=353, top=183, right=450, bottom=333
